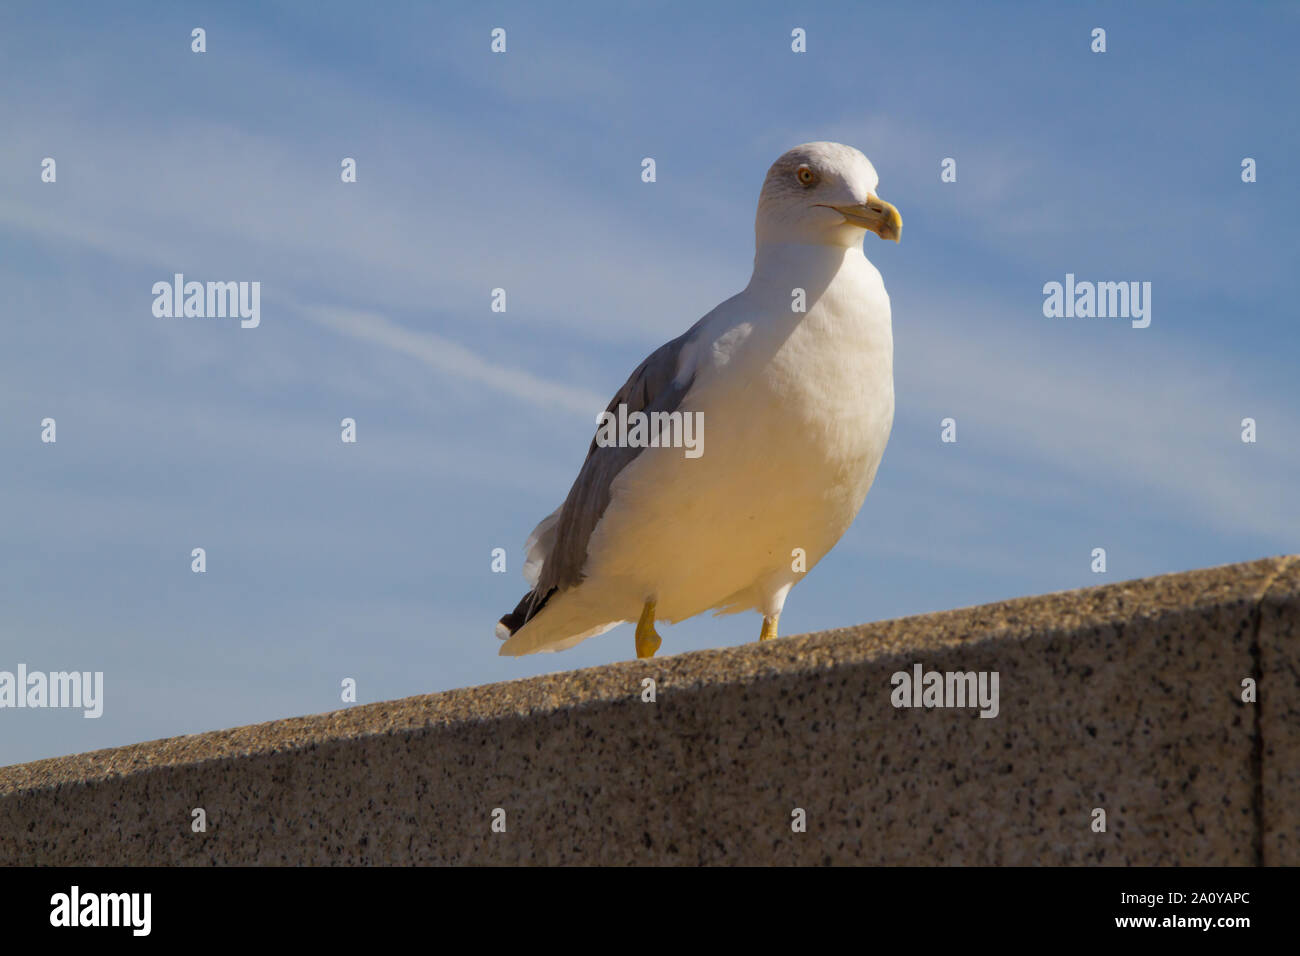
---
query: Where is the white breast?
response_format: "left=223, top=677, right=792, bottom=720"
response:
left=584, top=243, right=895, bottom=623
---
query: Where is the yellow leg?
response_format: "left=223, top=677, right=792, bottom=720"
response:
left=635, top=600, right=662, bottom=659
left=759, top=614, right=779, bottom=642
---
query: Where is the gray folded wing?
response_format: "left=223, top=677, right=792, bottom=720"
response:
left=537, top=330, right=698, bottom=595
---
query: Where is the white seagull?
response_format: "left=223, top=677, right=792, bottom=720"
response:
left=498, top=142, right=901, bottom=659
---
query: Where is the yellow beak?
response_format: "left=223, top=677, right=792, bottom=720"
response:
left=825, top=194, right=902, bottom=242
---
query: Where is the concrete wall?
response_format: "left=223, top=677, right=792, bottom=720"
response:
left=2, top=555, right=1296, bottom=865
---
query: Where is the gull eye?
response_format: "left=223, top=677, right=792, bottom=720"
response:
left=795, top=165, right=816, bottom=186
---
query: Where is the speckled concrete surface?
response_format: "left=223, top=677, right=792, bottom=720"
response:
left=1, top=556, right=1295, bottom=865
left=1258, top=556, right=1300, bottom=864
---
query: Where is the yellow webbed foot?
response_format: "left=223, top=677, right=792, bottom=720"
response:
left=635, top=600, right=662, bottom=659
left=759, top=614, right=779, bottom=642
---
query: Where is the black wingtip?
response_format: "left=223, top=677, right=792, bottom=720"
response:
left=498, top=586, right=557, bottom=636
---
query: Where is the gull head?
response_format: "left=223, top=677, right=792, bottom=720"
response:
left=755, top=141, right=902, bottom=247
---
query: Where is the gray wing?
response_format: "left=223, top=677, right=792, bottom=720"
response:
left=537, top=330, right=697, bottom=594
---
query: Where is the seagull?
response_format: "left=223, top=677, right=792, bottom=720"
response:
left=498, top=141, right=900, bottom=659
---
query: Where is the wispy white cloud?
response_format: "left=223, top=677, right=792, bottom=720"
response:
left=298, top=304, right=606, bottom=417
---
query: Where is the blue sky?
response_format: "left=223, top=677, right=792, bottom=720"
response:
left=2, top=1, right=1296, bottom=765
